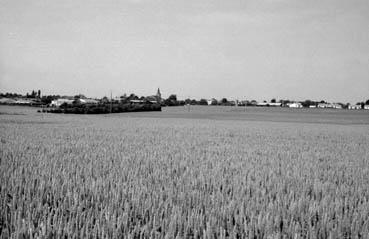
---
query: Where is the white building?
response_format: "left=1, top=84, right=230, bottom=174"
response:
left=15, top=99, right=34, bottom=105
left=318, top=103, right=329, bottom=108
left=256, top=102, right=269, bottom=106
left=256, top=102, right=282, bottom=107
left=348, top=104, right=362, bottom=110
left=79, top=98, right=99, bottom=104
left=332, top=103, right=342, bottom=109
left=207, top=99, right=217, bottom=105
left=269, top=102, right=282, bottom=107
left=50, top=99, right=74, bottom=107
left=364, top=105, right=369, bottom=110
left=287, top=102, right=303, bottom=108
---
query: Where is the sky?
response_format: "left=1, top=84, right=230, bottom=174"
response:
left=0, top=0, right=368, bottom=103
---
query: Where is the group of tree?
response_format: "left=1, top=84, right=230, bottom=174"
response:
left=162, top=95, right=236, bottom=106
left=0, top=92, right=23, bottom=98
left=25, top=90, right=41, bottom=98
left=161, top=95, right=369, bottom=108
left=0, top=90, right=41, bottom=99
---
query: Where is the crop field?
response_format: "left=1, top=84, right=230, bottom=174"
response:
left=1, top=105, right=369, bottom=238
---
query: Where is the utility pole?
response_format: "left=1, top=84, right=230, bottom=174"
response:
left=110, top=90, right=112, bottom=113
left=187, top=95, right=191, bottom=112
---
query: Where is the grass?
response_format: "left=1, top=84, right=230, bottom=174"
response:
left=1, top=105, right=369, bottom=238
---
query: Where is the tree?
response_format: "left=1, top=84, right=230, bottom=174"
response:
left=60, top=102, right=69, bottom=109
left=366, top=99, right=369, bottom=105
left=168, top=94, right=177, bottom=102
left=165, top=94, right=179, bottom=106
left=302, top=100, right=312, bottom=108
left=360, top=102, right=365, bottom=109
left=101, top=96, right=109, bottom=103
left=221, top=98, right=228, bottom=104
left=185, top=98, right=191, bottom=105
left=271, top=98, right=276, bottom=103
left=41, top=95, right=58, bottom=105
left=199, top=99, right=208, bottom=105
left=38, top=90, right=41, bottom=98
left=128, top=93, right=138, bottom=100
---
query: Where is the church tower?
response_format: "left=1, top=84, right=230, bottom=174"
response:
left=156, top=88, right=161, bottom=103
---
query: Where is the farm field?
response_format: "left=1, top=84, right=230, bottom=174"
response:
left=1, top=105, right=369, bottom=238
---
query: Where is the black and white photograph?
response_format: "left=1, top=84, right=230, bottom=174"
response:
left=1, top=0, right=369, bottom=238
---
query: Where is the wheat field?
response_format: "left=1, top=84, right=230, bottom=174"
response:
left=1, top=106, right=369, bottom=238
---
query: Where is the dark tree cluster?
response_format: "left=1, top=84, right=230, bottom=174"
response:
left=164, top=94, right=185, bottom=106
left=45, top=102, right=161, bottom=114
left=0, top=92, right=23, bottom=98
left=26, top=90, right=41, bottom=98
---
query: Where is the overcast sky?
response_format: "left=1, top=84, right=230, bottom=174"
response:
left=0, top=0, right=368, bottom=103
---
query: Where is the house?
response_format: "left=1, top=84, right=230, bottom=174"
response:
left=256, top=102, right=269, bottom=107
left=287, top=102, right=303, bottom=108
left=318, top=103, right=329, bottom=108
left=250, top=100, right=258, bottom=106
left=228, top=100, right=236, bottom=106
left=15, top=99, right=34, bottom=105
left=145, top=96, right=159, bottom=104
left=255, top=102, right=282, bottom=107
left=364, top=105, right=369, bottom=110
left=207, top=98, right=217, bottom=105
left=332, top=103, right=342, bottom=109
left=130, top=99, right=145, bottom=104
left=348, top=104, right=362, bottom=110
left=78, top=98, right=99, bottom=104
left=237, top=100, right=246, bottom=106
left=50, top=99, right=74, bottom=107
left=269, top=102, right=282, bottom=107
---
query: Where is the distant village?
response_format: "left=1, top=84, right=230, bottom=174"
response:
left=0, top=89, right=368, bottom=110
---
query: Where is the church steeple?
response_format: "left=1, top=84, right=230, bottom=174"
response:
left=156, top=88, right=161, bottom=103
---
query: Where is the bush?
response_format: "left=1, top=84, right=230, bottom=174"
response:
left=46, top=103, right=161, bottom=114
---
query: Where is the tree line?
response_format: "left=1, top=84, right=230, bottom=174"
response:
left=1, top=90, right=368, bottom=108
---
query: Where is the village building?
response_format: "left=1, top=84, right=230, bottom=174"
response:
left=287, top=102, right=303, bottom=108
left=207, top=98, right=217, bottom=105
left=78, top=98, right=99, bottom=104
left=269, top=102, right=282, bottom=107
left=50, top=98, right=74, bottom=107
left=14, top=99, right=39, bottom=105
left=348, top=104, right=362, bottom=110
left=256, top=102, right=269, bottom=106
left=256, top=102, right=283, bottom=107
left=332, top=103, right=342, bottom=109
left=317, top=103, right=329, bottom=108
